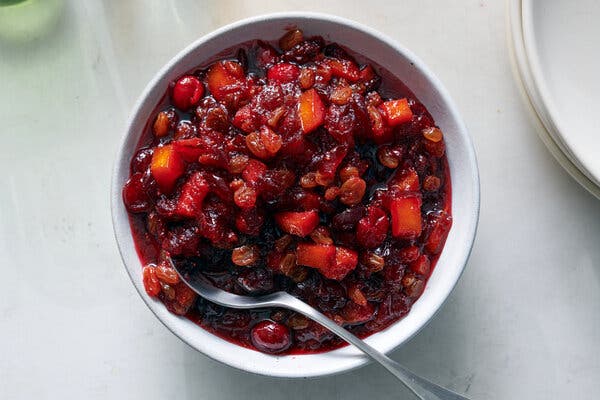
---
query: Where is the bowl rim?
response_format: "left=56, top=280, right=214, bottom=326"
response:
left=111, top=11, right=480, bottom=378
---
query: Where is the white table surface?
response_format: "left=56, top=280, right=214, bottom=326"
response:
left=1, top=1, right=599, bottom=399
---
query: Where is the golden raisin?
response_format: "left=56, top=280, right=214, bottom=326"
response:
left=279, top=253, right=297, bottom=275
left=339, top=177, right=366, bottom=206
left=367, top=105, right=385, bottom=138
left=289, top=266, right=308, bottom=282
left=155, top=260, right=180, bottom=284
left=287, top=313, right=310, bottom=330
left=279, top=29, right=304, bottom=51
left=229, top=154, right=249, bottom=174
left=422, top=127, right=443, bottom=142
left=260, top=126, right=282, bottom=155
left=274, top=235, right=293, bottom=252
left=339, top=165, right=359, bottom=182
left=246, top=131, right=269, bottom=159
left=300, top=172, right=318, bottom=188
left=315, top=171, right=334, bottom=186
left=347, top=284, right=368, bottom=306
left=267, top=106, right=286, bottom=128
left=365, top=252, right=385, bottom=273
left=234, top=183, right=257, bottom=209
left=299, top=67, right=315, bottom=89
left=161, top=283, right=176, bottom=301
left=231, top=245, right=260, bottom=266
left=423, top=175, right=441, bottom=191
left=310, top=226, right=333, bottom=245
left=324, top=186, right=340, bottom=201
left=377, top=146, right=399, bottom=169
left=330, top=85, right=353, bottom=105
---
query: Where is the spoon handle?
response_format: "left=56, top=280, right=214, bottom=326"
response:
left=282, top=294, right=470, bottom=400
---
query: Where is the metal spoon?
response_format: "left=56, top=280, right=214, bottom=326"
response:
left=175, top=267, right=470, bottom=400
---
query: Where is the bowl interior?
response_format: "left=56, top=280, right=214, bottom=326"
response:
left=111, top=13, right=479, bottom=378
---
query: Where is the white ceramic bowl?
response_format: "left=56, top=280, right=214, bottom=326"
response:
left=111, top=12, right=479, bottom=378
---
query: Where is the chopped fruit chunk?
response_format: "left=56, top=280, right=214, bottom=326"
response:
left=175, top=172, right=209, bottom=218
left=275, top=210, right=320, bottom=237
left=298, top=88, right=325, bottom=134
left=410, top=254, right=431, bottom=276
left=390, top=196, right=422, bottom=238
left=328, top=247, right=359, bottom=280
left=171, top=75, right=204, bottom=110
left=394, top=167, right=420, bottom=192
left=232, top=104, right=259, bottom=133
left=142, top=265, right=161, bottom=297
left=153, top=110, right=175, bottom=138
left=267, top=63, right=300, bottom=83
left=425, top=211, right=453, bottom=254
left=356, top=206, right=389, bottom=248
left=150, top=144, right=185, bottom=194
left=242, top=159, right=267, bottom=185
left=325, top=58, right=360, bottom=82
left=171, top=138, right=203, bottom=162
left=207, top=60, right=245, bottom=101
left=296, top=243, right=336, bottom=271
left=380, top=98, right=413, bottom=126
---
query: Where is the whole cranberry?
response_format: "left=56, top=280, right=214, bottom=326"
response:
left=122, top=172, right=150, bottom=213
left=250, top=320, right=292, bottom=354
left=171, top=75, right=204, bottom=110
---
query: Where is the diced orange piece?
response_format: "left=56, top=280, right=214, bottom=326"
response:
left=207, top=60, right=245, bottom=101
left=151, top=144, right=185, bottom=194
left=275, top=211, right=319, bottom=237
left=298, top=88, right=325, bottom=134
left=390, top=196, right=422, bottom=239
left=325, top=58, right=360, bottom=82
left=296, top=243, right=336, bottom=271
left=175, top=172, right=210, bottom=218
left=380, top=98, right=413, bottom=126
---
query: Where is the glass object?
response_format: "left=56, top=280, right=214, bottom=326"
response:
left=0, top=0, right=64, bottom=42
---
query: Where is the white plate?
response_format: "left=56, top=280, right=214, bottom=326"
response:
left=521, top=0, right=600, bottom=187
left=507, top=0, right=600, bottom=199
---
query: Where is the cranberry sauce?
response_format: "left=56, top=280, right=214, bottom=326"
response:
left=123, top=29, right=452, bottom=354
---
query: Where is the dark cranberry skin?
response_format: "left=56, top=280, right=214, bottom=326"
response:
left=171, top=75, right=204, bottom=110
left=250, top=320, right=292, bottom=354
left=122, top=172, right=151, bottom=213
left=131, top=148, right=153, bottom=174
